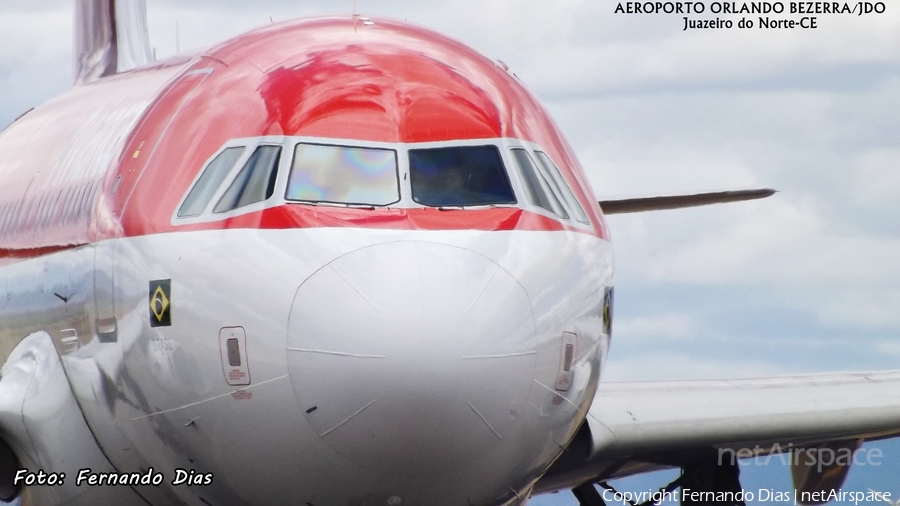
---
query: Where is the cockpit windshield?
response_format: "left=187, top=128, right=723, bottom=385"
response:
left=176, top=137, right=589, bottom=227
left=408, top=145, right=516, bottom=207
left=285, top=143, right=400, bottom=206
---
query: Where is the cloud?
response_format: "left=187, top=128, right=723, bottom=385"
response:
left=641, top=195, right=900, bottom=288
left=614, top=312, right=696, bottom=340
left=0, top=0, right=898, bottom=381
left=0, top=7, right=70, bottom=62
left=643, top=198, right=820, bottom=285
left=0, top=5, right=71, bottom=126
left=0, top=3, right=898, bottom=501
left=603, top=352, right=785, bottom=381
left=519, top=5, right=900, bottom=97
left=852, top=148, right=900, bottom=207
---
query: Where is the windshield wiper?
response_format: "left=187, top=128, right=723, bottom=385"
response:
left=436, top=203, right=515, bottom=211
left=300, top=201, right=376, bottom=210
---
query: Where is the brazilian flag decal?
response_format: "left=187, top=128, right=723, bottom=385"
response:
left=149, top=279, right=172, bottom=327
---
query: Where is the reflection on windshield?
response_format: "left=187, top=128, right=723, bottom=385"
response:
left=286, top=143, right=399, bottom=206
left=214, top=145, right=282, bottom=213
left=178, top=146, right=245, bottom=217
left=534, top=151, right=589, bottom=224
left=409, top=145, right=516, bottom=207
left=509, top=148, right=567, bottom=219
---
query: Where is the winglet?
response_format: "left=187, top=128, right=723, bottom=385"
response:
left=73, top=0, right=153, bottom=86
left=599, top=188, right=776, bottom=215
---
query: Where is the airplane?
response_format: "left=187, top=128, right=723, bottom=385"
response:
left=0, top=1, right=899, bottom=505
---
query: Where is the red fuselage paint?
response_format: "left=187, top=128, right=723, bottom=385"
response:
left=0, top=16, right=609, bottom=262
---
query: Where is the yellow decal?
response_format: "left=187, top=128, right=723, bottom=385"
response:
left=149, top=280, right=171, bottom=327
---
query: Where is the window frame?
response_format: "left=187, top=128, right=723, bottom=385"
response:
left=407, top=144, right=517, bottom=209
left=533, top=150, right=591, bottom=225
left=213, top=144, right=284, bottom=214
left=398, top=138, right=520, bottom=210
left=507, top=146, right=568, bottom=220
left=172, top=136, right=593, bottom=230
left=172, top=136, right=289, bottom=225
left=177, top=145, right=247, bottom=218
left=500, top=140, right=595, bottom=230
left=284, top=141, right=402, bottom=208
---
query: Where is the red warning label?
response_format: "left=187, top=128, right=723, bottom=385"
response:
left=231, top=390, right=253, bottom=400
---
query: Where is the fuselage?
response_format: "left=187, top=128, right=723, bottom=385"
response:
left=0, top=16, right=612, bottom=505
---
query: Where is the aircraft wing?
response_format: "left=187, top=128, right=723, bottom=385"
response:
left=535, top=371, right=900, bottom=495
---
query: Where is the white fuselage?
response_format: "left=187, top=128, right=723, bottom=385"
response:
left=1, top=226, right=611, bottom=505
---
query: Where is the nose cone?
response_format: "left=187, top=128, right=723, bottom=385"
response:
left=287, top=241, right=536, bottom=478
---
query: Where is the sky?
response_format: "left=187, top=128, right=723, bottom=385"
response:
left=2, top=0, right=900, bottom=504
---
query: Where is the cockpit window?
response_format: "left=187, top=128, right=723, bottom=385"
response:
left=509, top=148, right=568, bottom=219
left=534, top=151, right=590, bottom=224
left=178, top=147, right=245, bottom=217
left=408, top=145, right=516, bottom=207
left=286, top=143, right=399, bottom=206
left=214, top=145, right=282, bottom=213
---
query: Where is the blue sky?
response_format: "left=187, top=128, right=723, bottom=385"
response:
left=1, top=1, right=899, bottom=503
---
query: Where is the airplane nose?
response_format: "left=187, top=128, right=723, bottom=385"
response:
left=286, top=241, right=536, bottom=479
